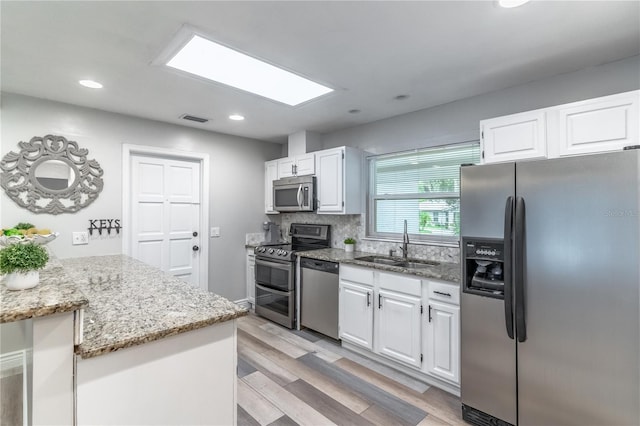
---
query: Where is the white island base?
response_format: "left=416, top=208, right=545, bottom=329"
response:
left=76, top=320, right=237, bottom=425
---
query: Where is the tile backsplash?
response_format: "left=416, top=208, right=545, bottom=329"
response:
left=271, top=213, right=460, bottom=264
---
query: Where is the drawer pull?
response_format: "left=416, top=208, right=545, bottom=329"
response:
left=433, top=290, right=451, bottom=297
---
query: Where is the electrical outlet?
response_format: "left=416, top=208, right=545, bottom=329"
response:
left=210, top=227, right=220, bottom=238
left=72, top=231, right=89, bottom=245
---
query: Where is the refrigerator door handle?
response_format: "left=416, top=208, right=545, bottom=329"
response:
left=515, top=196, right=527, bottom=342
left=504, top=196, right=515, bottom=340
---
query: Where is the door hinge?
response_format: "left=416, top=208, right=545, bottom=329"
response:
left=420, top=354, right=423, bottom=363
left=481, top=150, right=485, bottom=159
left=481, top=130, right=484, bottom=140
left=420, top=305, right=423, bottom=314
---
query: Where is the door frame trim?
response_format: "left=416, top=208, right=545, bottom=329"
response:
left=122, top=144, right=210, bottom=291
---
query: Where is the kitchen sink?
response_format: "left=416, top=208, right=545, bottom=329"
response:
left=355, top=256, right=403, bottom=266
left=354, top=256, right=439, bottom=269
left=396, top=261, right=439, bottom=269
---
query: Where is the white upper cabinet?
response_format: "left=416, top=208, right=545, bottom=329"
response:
left=548, top=91, right=639, bottom=158
left=481, top=110, right=547, bottom=163
left=264, top=160, right=279, bottom=214
left=480, top=90, right=639, bottom=164
left=277, top=153, right=315, bottom=178
left=315, top=146, right=364, bottom=214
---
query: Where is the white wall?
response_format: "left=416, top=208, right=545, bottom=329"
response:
left=322, top=56, right=640, bottom=154
left=0, top=93, right=282, bottom=301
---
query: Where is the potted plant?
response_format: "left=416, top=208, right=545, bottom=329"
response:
left=0, top=243, right=49, bottom=290
left=344, top=237, right=356, bottom=253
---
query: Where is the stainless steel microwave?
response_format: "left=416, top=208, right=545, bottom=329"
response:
left=273, top=175, right=315, bottom=212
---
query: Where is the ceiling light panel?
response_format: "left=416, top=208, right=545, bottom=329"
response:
left=79, top=79, right=103, bottom=89
left=166, top=35, right=333, bottom=106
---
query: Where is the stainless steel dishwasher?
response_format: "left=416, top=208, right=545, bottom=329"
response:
left=300, top=258, right=339, bottom=340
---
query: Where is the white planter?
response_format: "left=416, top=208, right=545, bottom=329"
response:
left=344, top=244, right=355, bottom=253
left=4, top=270, right=40, bottom=290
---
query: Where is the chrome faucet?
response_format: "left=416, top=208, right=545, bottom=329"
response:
left=399, top=219, right=409, bottom=259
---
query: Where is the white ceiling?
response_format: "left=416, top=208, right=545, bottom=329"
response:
left=2, top=1, right=639, bottom=143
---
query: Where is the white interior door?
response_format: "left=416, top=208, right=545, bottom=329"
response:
left=131, top=155, right=202, bottom=288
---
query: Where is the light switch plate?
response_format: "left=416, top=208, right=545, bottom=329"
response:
left=210, top=227, right=220, bottom=238
left=72, top=231, right=89, bottom=245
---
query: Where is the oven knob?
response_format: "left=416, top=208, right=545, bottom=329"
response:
left=268, top=249, right=275, bottom=254
left=282, top=251, right=288, bottom=256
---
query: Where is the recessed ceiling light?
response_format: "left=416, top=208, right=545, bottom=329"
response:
left=498, top=0, right=531, bottom=8
left=79, top=79, right=103, bottom=89
left=166, top=35, right=333, bottom=106
left=229, top=114, right=245, bottom=121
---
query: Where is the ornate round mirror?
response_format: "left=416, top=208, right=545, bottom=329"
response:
left=0, top=135, right=104, bottom=214
left=31, top=158, right=78, bottom=192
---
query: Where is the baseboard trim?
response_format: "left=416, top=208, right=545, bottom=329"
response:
left=234, top=298, right=251, bottom=310
left=341, top=341, right=460, bottom=397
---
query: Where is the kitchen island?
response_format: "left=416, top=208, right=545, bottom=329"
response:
left=64, top=254, right=247, bottom=425
left=1, top=254, right=247, bottom=425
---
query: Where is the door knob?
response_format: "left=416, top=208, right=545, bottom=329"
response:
left=193, top=231, right=198, bottom=237
left=192, top=245, right=200, bottom=251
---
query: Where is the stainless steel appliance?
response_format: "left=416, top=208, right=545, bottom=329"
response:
left=460, top=149, right=639, bottom=426
left=300, top=258, right=339, bottom=339
left=254, top=223, right=330, bottom=329
left=273, top=175, right=315, bottom=212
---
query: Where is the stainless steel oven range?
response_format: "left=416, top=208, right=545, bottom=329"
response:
left=254, top=223, right=330, bottom=329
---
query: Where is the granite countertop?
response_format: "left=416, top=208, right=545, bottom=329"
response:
left=297, top=248, right=461, bottom=284
left=0, top=257, right=88, bottom=323
left=60, top=255, right=247, bottom=359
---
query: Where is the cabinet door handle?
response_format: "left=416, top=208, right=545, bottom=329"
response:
left=378, top=294, right=382, bottom=309
left=366, top=292, right=371, bottom=307
left=433, top=290, right=451, bottom=297
left=428, top=305, right=432, bottom=322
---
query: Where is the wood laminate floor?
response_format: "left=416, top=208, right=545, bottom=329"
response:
left=237, top=314, right=464, bottom=426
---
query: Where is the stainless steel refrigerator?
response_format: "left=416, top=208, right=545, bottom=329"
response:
left=459, top=149, right=639, bottom=426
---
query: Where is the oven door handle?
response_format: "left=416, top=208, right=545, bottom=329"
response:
left=255, top=258, right=292, bottom=270
left=256, top=283, right=291, bottom=297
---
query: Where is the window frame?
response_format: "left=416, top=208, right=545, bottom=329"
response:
left=365, top=141, right=480, bottom=246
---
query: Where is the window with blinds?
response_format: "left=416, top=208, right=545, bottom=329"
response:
left=367, top=142, right=481, bottom=244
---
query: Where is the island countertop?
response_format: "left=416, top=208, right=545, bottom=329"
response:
left=0, top=257, right=88, bottom=323
left=61, top=255, right=247, bottom=359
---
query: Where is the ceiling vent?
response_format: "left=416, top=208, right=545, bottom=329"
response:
left=180, top=114, right=209, bottom=123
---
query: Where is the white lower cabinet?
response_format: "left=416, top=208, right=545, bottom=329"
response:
left=246, top=249, right=255, bottom=307
left=375, top=289, right=422, bottom=368
left=338, top=281, right=374, bottom=350
left=425, top=300, right=460, bottom=384
left=339, top=265, right=460, bottom=392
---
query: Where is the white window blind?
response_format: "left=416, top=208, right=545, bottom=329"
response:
left=367, top=142, right=480, bottom=243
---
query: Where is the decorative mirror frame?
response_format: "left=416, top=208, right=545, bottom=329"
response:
left=0, top=135, right=104, bottom=214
